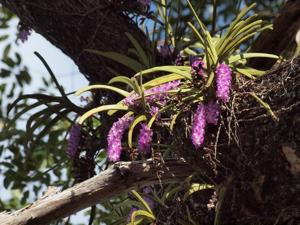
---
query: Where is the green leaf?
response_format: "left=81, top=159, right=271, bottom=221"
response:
left=75, top=84, right=130, bottom=97
left=228, top=53, right=278, bottom=64
left=135, top=66, right=191, bottom=80
left=125, top=32, right=149, bottom=67
left=130, top=210, right=155, bottom=225
left=143, top=74, right=183, bottom=89
left=216, top=3, right=257, bottom=55
left=131, top=190, right=154, bottom=215
left=128, top=115, right=147, bottom=149
left=85, top=49, right=145, bottom=72
left=109, top=76, right=138, bottom=93
left=79, top=104, right=129, bottom=124
left=250, top=92, right=279, bottom=122
left=170, top=110, right=181, bottom=131
left=235, top=67, right=256, bottom=79
left=235, top=66, right=266, bottom=77
left=183, top=183, right=214, bottom=201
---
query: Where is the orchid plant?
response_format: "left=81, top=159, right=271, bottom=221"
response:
left=66, top=1, right=281, bottom=224
left=75, top=2, right=277, bottom=164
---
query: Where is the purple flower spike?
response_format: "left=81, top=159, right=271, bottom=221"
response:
left=205, top=101, right=220, bottom=125
left=123, top=80, right=181, bottom=107
left=191, top=104, right=206, bottom=149
left=67, top=124, right=81, bottom=159
left=158, top=45, right=170, bottom=58
left=191, top=59, right=205, bottom=77
left=175, top=53, right=184, bottom=66
left=127, top=206, right=138, bottom=222
left=216, top=63, right=232, bottom=102
left=138, top=0, right=151, bottom=7
left=123, top=93, right=139, bottom=107
left=138, top=123, right=153, bottom=153
left=150, top=106, right=159, bottom=117
left=146, top=80, right=181, bottom=104
left=107, top=115, right=134, bottom=162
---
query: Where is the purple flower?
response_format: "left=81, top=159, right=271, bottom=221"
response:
left=143, top=186, right=152, bottom=194
left=107, top=115, right=134, bottom=162
left=205, top=101, right=220, bottom=125
left=146, top=80, right=181, bottom=104
left=67, top=124, right=81, bottom=159
left=127, top=206, right=138, bottom=222
left=191, top=59, right=205, bottom=77
left=123, top=80, right=181, bottom=107
left=216, top=63, right=232, bottom=102
left=18, top=25, right=32, bottom=43
left=158, top=45, right=170, bottom=58
left=123, top=93, right=139, bottom=106
left=191, top=104, right=206, bottom=149
left=175, top=53, right=184, bottom=66
left=138, top=0, right=151, bottom=7
left=138, top=123, right=153, bottom=153
left=143, top=196, right=155, bottom=209
left=150, top=106, right=159, bottom=117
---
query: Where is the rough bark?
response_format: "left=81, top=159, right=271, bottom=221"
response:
left=0, top=159, right=193, bottom=225
left=250, top=0, right=300, bottom=69
left=0, top=0, right=148, bottom=83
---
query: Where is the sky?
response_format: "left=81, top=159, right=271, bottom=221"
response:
left=0, top=18, right=89, bottom=224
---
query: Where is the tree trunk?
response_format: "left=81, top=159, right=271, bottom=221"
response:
left=0, top=0, right=148, bottom=83
left=250, top=0, right=300, bottom=69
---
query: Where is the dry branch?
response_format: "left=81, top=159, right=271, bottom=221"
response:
left=0, top=159, right=193, bottom=225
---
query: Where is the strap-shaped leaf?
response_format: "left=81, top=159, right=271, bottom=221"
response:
left=229, top=53, right=278, bottom=64
left=109, top=76, right=138, bottom=93
left=183, top=183, right=214, bottom=201
left=79, top=104, right=129, bottom=124
left=6, top=101, right=44, bottom=128
left=218, top=3, right=256, bottom=48
left=26, top=104, right=63, bottom=137
left=131, top=190, right=154, bottom=215
left=85, top=49, right=145, bottom=72
left=7, top=94, right=64, bottom=115
left=235, top=66, right=266, bottom=78
left=32, top=110, right=70, bottom=145
left=128, top=115, right=147, bottom=149
left=235, top=68, right=256, bottom=80
left=135, top=66, right=191, bottom=80
left=143, top=73, right=183, bottom=89
left=250, top=92, right=279, bottom=122
left=170, top=110, right=181, bottom=131
left=75, top=84, right=130, bottom=97
left=125, top=32, right=149, bottom=68
left=130, top=210, right=155, bottom=225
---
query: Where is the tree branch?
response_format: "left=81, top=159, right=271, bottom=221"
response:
left=0, top=159, right=194, bottom=225
left=0, top=0, right=148, bottom=83
left=250, top=0, right=300, bottom=69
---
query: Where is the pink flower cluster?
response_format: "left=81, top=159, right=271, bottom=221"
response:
left=191, top=59, right=205, bottom=78
left=138, top=123, right=153, bottom=153
left=191, top=101, right=220, bottom=149
left=216, top=63, right=232, bottom=102
left=123, top=80, right=181, bottom=107
left=138, top=0, right=151, bottom=7
left=67, top=124, right=81, bottom=159
left=107, top=115, right=134, bottom=162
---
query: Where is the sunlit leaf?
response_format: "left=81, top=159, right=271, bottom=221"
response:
left=75, top=84, right=130, bottom=97
left=79, top=104, right=129, bottom=124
